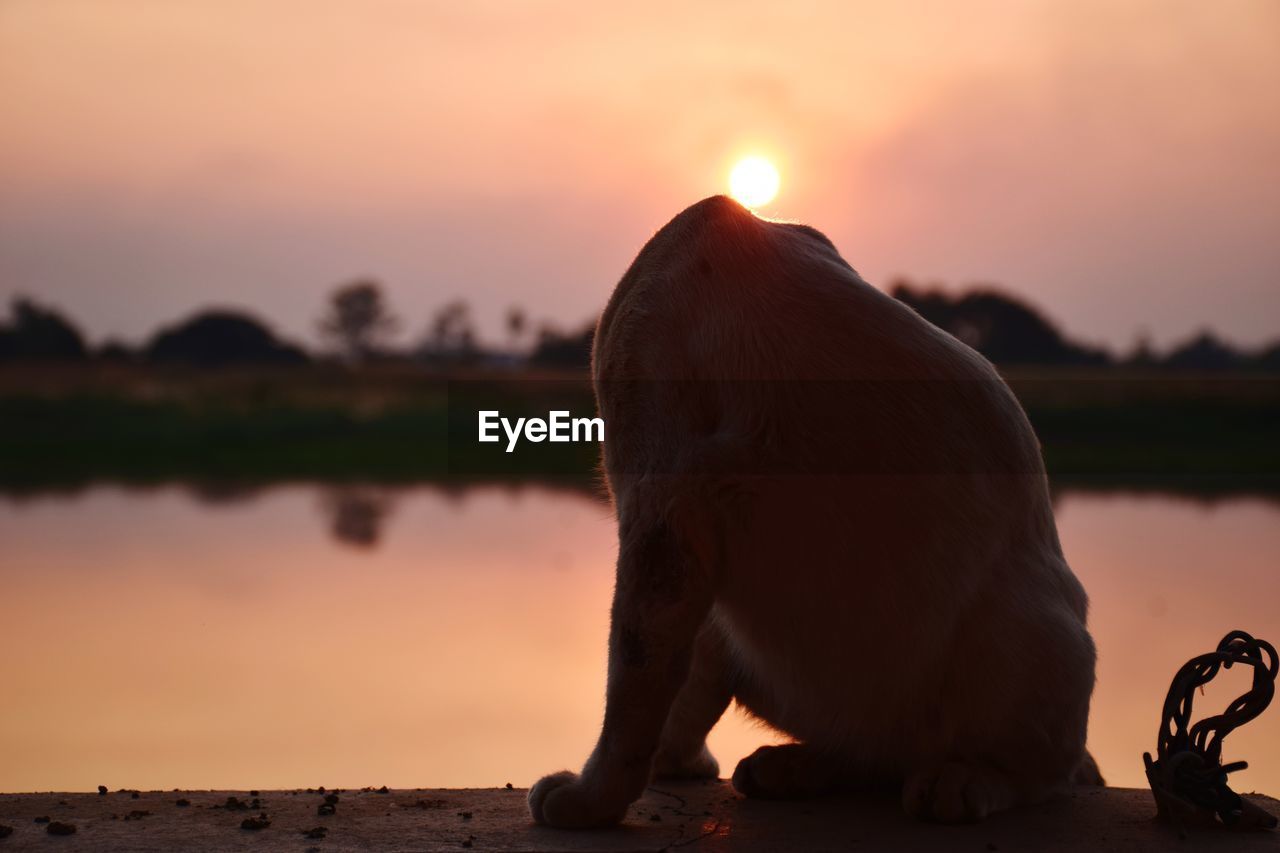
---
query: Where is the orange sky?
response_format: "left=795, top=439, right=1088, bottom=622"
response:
left=1, top=0, right=1277, bottom=350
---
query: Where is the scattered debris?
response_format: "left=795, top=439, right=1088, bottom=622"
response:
left=411, top=798, right=447, bottom=810
left=240, top=813, right=271, bottom=830
left=46, top=821, right=76, bottom=836
left=302, top=826, right=327, bottom=839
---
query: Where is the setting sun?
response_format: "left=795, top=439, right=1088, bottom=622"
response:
left=729, top=156, right=780, bottom=208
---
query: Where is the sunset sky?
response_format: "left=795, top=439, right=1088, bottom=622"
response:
left=1, top=0, right=1277, bottom=351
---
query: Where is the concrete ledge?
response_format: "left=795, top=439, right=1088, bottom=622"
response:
left=1, top=783, right=1276, bottom=851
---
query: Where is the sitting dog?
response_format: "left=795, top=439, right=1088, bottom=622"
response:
left=529, top=196, right=1100, bottom=827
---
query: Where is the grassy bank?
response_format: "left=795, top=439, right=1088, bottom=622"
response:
left=1, top=364, right=1277, bottom=494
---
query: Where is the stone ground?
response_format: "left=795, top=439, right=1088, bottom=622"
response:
left=0, top=783, right=1276, bottom=852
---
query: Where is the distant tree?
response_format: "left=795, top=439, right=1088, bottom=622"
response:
left=96, top=338, right=139, bottom=363
left=0, top=297, right=88, bottom=361
left=529, top=322, right=594, bottom=369
left=145, top=310, right=308, bottom=367
left=506, top=306, right=528, bottom=352
left=891, top=281, right=1111, bottom=366
left=1254, top=341, right=1280, bottom=372
left=319, top=279, right=399, bottom=361
left=1162, top=330, right=1244, bottom=371
left=419, top=300, right=478, bottom=363
left=1124, top=329, right=1158, bottom=368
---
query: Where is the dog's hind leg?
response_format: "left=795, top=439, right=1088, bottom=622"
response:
left=731, top=743, right=846, bottom=800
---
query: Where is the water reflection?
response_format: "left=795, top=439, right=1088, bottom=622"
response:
left=319, top=486, right=398, bottom=549
left=0, top=484, right=1276, bottom=797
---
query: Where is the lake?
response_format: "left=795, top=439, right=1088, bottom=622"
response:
left=2, top=483, right=1278, bottom=796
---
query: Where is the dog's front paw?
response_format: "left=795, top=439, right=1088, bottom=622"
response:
left=528, top=771, right=627, bottom=828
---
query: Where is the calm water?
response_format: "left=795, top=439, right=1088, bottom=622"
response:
left=2, top=484, right=1278, bottom=795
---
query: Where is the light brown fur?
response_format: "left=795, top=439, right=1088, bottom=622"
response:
left=528, top=196, right=1100, bottom=827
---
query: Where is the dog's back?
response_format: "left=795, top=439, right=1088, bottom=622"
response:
left=530, top=197, right=1097, bottom=828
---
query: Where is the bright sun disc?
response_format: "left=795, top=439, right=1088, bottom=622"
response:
left=729, top=156, right=780, bottom=208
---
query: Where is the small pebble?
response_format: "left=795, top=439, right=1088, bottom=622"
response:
left=176, top=799, right=190, bottom=807
left=34, top=816, right=50, bottom=824
left=318, top=803, right=336, bottom=817
left=302, top=827, right=327, bottom=839
left=241, top=814, right=271, bottom=830
left=650, top=813, right=662, bottom=822
left=0, top=826, right=13, bottom=839
left=97, top=786, right=108, bottom=796
left=131, top=792, right=140, bottom=800
left=459, top=811, right=473, bottom=820
left=505, top=783, right=513, bottom=790
left=47, top=821, right=77, bottom=836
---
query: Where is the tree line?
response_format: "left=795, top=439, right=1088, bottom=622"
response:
left=1, top=277, right=1277, bottom=371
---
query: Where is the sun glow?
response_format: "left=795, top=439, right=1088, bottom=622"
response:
left=728, top=156, right=780, bottom=208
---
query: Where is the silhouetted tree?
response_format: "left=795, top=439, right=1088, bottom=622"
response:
left=1255, top=342, right=1280, bottom=371
left=891, top=281, right=1111, bottom=366
left=319, top=279, right=398, bottom=361
left=96, top=338, right=139, bottom=362
left=145, top=310, right=308, bottom=366
left=529, top=322, right=594, bottom=369
left=418, top=300, right=478, bottom=364
left=506, top=306, right=528, bottom=352
left=1163, top=330, right=1244, bottom=371
left=0, top=297, right=88, bottom=361
left=1125, top=329, right=1158, bottom=368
